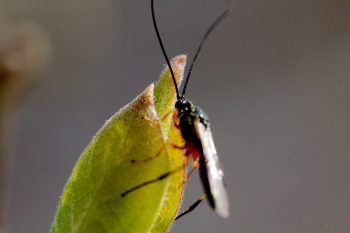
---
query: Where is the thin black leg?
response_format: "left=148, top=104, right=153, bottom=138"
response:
left=130, top=145, right=165, bottom=163
left=175, top=195, right=206, bottom=220
left=121, top=166, right=183, bottom=197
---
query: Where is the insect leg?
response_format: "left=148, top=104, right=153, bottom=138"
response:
left=130, top=142, right=185, bottom=163
left=130, top=144, right=166, bottom=163
left=122, top=141, right=188, bottom=197
left=184, top=160, right=199, bottom=183
left=171, top=143, right=186, bottom=150
left=121, top=165, right=184, bottom=197
left=175, top=194, right=207, bottom=220
left=160, top=109, right=175, bottom=121
left=173, top=110, right=180, bottom=129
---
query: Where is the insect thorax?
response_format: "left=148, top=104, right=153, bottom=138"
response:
left=175, top=98, right=209, bottom=143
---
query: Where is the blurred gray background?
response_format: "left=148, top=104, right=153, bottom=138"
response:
left=1, top=0, right=350, bottom=232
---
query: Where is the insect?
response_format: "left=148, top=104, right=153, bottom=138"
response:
left=122, top=0, right=230, bottom=219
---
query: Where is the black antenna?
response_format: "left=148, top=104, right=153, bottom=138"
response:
left=151, top=0, right=180, bottom=99
left=181, top=9, right=231, bottom=97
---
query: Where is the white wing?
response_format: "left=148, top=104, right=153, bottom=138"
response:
left=194, top=119, right=229, bottom=218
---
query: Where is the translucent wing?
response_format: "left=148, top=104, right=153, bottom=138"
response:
left=194, top=119, right=229, bottom=218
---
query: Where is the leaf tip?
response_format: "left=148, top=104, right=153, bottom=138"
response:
left=170, top=54, right=187, bottom=87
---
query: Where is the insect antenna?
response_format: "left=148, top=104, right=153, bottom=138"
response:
left=181, top=9, right=231, bottom=97
left=151, top=0, right=181, bottom=99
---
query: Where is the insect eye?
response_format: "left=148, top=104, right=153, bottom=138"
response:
left=175, top=100, right=183, bottom=109
left=175, top=98, right=190, bottom=110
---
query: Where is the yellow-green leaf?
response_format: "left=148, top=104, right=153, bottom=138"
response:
left=51, top=55, right=187, bottom=233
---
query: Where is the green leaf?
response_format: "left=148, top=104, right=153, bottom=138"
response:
left=51, top=55, right=187, bottom=233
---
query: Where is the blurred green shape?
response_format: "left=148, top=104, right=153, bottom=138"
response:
left=51, top=55, right=187, bottom=233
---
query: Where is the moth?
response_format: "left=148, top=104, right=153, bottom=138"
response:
left=122, top=0, right=230, bottom=219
